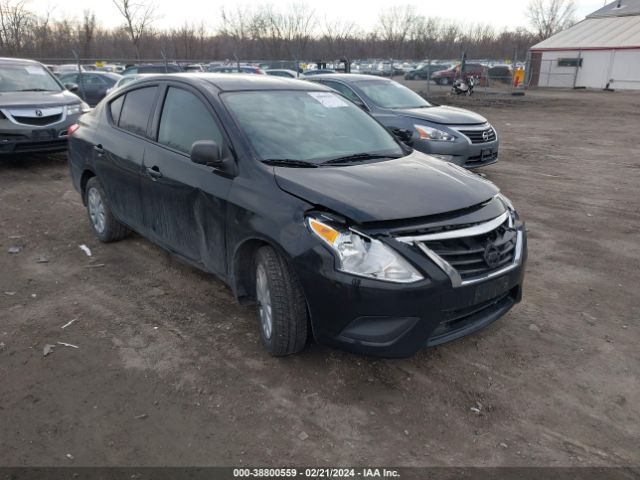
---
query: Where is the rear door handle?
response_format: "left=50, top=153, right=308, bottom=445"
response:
left=93, top=144, right=105, bottom=155
left=146, top=165, right=163, bottom=179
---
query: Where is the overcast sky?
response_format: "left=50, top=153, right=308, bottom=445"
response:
left=28, top=0, right=607, bottom=31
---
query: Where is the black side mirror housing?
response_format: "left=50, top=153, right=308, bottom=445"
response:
left=190, top=140, right=236, bottom=176
left=65, top=83, right=79, bottom=93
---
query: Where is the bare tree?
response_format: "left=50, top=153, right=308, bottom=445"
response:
left=0, top=0, right=33, bottom=52
left=527, top=0, right=576, bottom=39
left=112, top=0, right=156, bottom=59
left=79, top=10, right=97, bottom=58
left=377, top=5, right=417, bottom=57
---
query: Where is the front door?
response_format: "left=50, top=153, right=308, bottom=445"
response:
left=140, top=84, right=233, bottom=276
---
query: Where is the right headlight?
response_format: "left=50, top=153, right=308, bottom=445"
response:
left=307, top=217, right=423, bottom=283
left=67, top=102, right=90, bottom=116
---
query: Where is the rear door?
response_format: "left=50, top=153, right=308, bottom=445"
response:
left=93, top=85, right=160, bottom=233
left=140, top=83, right=233, bottom=275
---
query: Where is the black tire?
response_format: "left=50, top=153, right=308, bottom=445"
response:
left=84, top=177, right=130, bottom=243
left=439, top=77, right=451, bottom=86
left=254, top=246, right=308, bottom=356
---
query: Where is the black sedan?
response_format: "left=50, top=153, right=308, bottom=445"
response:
left=308, top=74, right=500, bottom=168
left=67, top=74, right=526, bottom=358
left=58, top=71, right=121, bottom=106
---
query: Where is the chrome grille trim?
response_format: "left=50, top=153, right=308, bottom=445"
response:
left=396, top=212, right=523, bottom=288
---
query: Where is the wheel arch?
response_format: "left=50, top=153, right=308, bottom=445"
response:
left=79, top=168, right=96, bottom=205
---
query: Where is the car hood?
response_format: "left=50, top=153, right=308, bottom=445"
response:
left=274, top=151, right=499, bottom=223
left=0, top=90, right=82, bottom=108
left=394, top=105, right=487, bottom=125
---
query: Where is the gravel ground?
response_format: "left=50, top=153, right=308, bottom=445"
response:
left=1, top=88, right=639, bottom=467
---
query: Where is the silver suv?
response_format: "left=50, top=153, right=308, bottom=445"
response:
left=0, top=57, right=89, bottom=155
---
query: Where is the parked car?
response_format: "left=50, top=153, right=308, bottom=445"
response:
left=57, top=72, right=121, bottom=106
left=106, top=74, right=159, bottom=94
left=56, top=64, right=86, bottom=75
left=121, top=64, right=182, bottom=75
left=431, top=63, right=487, bottom=85
left=404, top=64, right=451, bottom=80
left=303, top=68, right=335, bottom=76
left=309, top=74, right=500, bottom=168
left=208, top=66, right=265, bottom=74
left=488, top=65, right=513, bottom=84
left=265, top=69, right=303, bottom=79
left=67, top=73, right=526, bottom=357
left=183, top=64, right=205, bottom=72
left=0, top=57, right=90, bottom=155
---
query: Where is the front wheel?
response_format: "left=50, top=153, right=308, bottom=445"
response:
left=254, top=246, right=308, bottom=356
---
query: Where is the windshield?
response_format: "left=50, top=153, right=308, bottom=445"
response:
left=222, top=90, right=404, bottom=164
left=358, top=80, right=431, bottom=109
left=0, top=64, right=62, bottom=92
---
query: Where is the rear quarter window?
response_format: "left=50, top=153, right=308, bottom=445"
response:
left=117, top=86, right=158, bottom=137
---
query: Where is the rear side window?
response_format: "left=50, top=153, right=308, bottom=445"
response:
left=118, top=86, right=158, bottom=136
left=157, top=87, right=223, bottom=155
left=323, top=81, right=362, bottom=105
left=109, top=95, right=124, bottom=124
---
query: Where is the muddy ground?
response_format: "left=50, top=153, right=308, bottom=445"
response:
left=1, top=88, right=639, bottom=468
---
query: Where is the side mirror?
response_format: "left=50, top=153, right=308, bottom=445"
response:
left=65, top=83, right=79, bottom=93
left=191, top=140, right=236, bottom=176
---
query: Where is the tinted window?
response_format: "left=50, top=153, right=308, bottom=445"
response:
left=118, top=86, right=157, bottom=136
left=109, top=95, right=125, bottom=123
left=158, top=87, right=223, bottom=155
left=60, top=73, right=79, bottom=84
left=83, top=74, right=106, bottom=85
left=322, top=81, right=363, bottom=105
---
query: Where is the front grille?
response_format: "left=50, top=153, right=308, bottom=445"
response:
left=13, top=114, right=62, bottom=126
left=422, top=219, right=517, bottom=280
left=458, top=127, right=496, bottom=144
left=13, top=139, right=67, bottom=151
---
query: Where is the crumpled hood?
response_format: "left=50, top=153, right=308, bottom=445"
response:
left=0, top=90, right=82, bottom=108
left=274, top=151, right=499, bottom=223
left=394, top=105, right=487, bottom=125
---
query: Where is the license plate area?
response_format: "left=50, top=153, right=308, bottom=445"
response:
left=31, top=129, right=56, bottom=141
left=473, top=275, right=511, bottom=304
left=481, top=148, right=494, bottom=160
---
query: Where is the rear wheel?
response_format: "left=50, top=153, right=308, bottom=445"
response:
left=254, top=246, right=308, bottom=356
left=85, top=177, right=130, bottom=243
left=439, top=77, right=451, bottom=86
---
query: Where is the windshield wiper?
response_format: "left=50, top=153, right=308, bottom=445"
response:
left=262, top=159, right=318, bottom=168
left=19, top=88, right=53, bottom=92
left=321, top=153, right=400, bottom=165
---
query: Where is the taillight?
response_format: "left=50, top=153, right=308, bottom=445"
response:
left=68, top=124, right=80, bottom=136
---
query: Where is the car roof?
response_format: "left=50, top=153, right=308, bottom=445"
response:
left=0, top=57, right=43, bottom=66
left=308, top=73, right=390, bottom=83
left=131, top=73, right=331, bottom=92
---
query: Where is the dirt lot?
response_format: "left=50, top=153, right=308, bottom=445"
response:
left=1, top=88, right=639, bottom=468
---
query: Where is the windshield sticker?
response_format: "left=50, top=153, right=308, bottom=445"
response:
left=308, top=92, right=349, bottom=108
left=25, top=66, right=45, bottom=75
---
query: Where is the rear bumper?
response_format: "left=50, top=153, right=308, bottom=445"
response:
left=295, top=226, right=527, bottom=358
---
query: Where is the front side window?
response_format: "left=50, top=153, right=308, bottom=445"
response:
left=0, top=64, right=62, bottom=92
left=357, top=80, right=431, bottom=109
left=222, top=90, right=404, bottom=164
left=158, top=87, right=223, bottom=155
left=118, top=86, right=158, bottom=136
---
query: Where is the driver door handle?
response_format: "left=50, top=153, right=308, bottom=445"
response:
left=146, top=165, right=163, bottom=179
left=93, top=144, right=105, bottom=155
